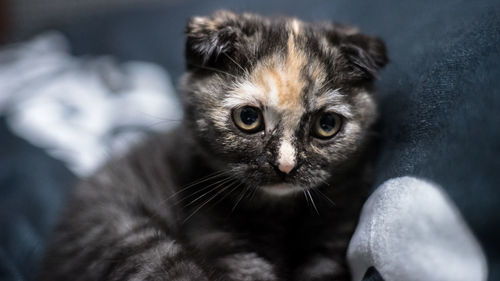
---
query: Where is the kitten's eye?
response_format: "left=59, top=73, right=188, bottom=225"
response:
left=232, top=106, right=264, bottom=133
left=312, top=112, right=342, bottom=139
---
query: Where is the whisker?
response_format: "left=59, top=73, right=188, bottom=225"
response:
left=209, top=180, right=242, bottom=210
left=187, top=63, right=238, bottom=79
left=303, top=189, right=310, bottom=208
left=222, top=53, right=246, bottom=73
left=231, top=183, right=249, bottom=213
left=181, top=170, right=233, bottom=189
left=249, top=186, right=258, bottom=201
left=139, top=171, right=233, bottom=223
left=181, top=176, right=236, bottom=207
left=137, top=111, right=182, bottom=122
left=321, top=78, right=336, bottom=89
left=183, top=181, right=236, bottom=223
left=313, top=187, right=336, bottom=207
left=234, top=171, right=259, bottom=207
left=145, top=119, right=183, bottom=129
left=235, top=47, right=252, bottom=70
left=166, top=170, right=232, bottom=201
left=307, top=189, right=320, bottom=215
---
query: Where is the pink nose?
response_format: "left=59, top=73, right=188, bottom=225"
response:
left=278, top=162, right=295, bottom=174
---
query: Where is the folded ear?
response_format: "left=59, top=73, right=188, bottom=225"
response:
left=340, top=33, right=388, bottom=79
left=185, top=10, right=242, bottom=69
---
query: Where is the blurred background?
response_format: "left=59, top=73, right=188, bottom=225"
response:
left=0, top=0, right=499, bottom=281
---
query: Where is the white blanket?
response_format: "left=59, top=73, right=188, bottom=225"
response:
left=0, top=32, right=182, bottom=176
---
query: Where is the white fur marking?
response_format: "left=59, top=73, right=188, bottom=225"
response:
left=224, top=81, right=262, bottom=108
left=291, top=19, right=300, bottom=35
left=265, top=73, right=280, bottom=107
left=263, top=110, right=279, bottom=134
left=277, top=139, right=296, bottom=174
left=261, top=183, right=302, bottom=196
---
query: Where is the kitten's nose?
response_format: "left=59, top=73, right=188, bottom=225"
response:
left=276, top=139, right=296, bottom=175
left=271, top=163, right=292, bottom=179
left=278, top=162, right=295, bottom=174
left=270, top=162, right=296, bottom=179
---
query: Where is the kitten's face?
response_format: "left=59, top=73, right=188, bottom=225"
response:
left=181, top=11, right=387, bottom=196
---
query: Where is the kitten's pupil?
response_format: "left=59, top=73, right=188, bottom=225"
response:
left=241, top=107, right=259, bottom=125
left=313, top=112, right=341, bottom=139
left=232, top=106, right=262, bottom=133
left=320, top=113, right=336, bottom=131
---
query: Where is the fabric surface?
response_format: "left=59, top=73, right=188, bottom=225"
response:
left=348, top=176, right=487, bottom=281
left=0, top=118, right=75, bottom=281
left=361, top=267, right=384, bottom=281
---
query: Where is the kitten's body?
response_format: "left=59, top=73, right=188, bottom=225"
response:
left=40, top=11, right=386, bottom=281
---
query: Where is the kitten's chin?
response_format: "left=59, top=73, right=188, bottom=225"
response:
left=260, top=183, right=303, bottom=196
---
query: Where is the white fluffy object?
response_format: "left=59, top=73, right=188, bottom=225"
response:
left=0, top=32, right=182, bottom=176
left=347, top=176, right=488, bottom=281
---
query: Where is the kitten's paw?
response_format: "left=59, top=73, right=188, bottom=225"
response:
left=293, top=256, right=348, bottom=281
left=217, top=252, right=278, bottom=281
left=163, top=261, right=210, bottom=281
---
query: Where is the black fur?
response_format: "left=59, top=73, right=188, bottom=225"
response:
left=39, top=11, right=387, bottom=281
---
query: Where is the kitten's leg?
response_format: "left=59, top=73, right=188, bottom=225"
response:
left=186, top=226, right=281, bottom=281
left=40, top=209, right=210, bottom=281
left=292, top=211, right=359, bottom=281
left=215, top=252, right=279, bottom=281
left=39, top=184, right=211, bottom=281
left=293, top=254, right=350, bottom=281
left=293, top=174, right=371, bottom=281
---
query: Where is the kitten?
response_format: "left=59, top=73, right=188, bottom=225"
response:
left=39, top=10, right=387, bottom=281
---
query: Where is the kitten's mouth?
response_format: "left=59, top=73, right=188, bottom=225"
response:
left=260, top=183, right=302, bottom=196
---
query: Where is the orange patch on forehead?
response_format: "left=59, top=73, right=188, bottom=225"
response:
left=278, top=30, right=307, bottom=109
left=245, top=22, right=308, bottom=112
